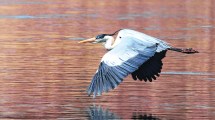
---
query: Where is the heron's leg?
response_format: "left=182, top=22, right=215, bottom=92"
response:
left=168, top=47, right=199, bottom=54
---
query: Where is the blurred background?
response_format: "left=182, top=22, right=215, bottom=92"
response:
left=0, top=0, right=214, bottom=119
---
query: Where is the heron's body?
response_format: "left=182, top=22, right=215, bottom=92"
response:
left=79, top=29, right=198, bottom=97
left=108, top=29, right=170, bottom=51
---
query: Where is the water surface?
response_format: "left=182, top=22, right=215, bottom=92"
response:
left=0, top=0, right=214, bottom=119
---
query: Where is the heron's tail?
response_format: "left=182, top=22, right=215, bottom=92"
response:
left=168, top=47, right=199, bottom=54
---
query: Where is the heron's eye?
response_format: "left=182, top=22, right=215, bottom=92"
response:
left=96, top=34, right=106, bottom=39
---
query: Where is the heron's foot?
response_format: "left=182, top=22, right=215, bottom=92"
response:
left=182, top=48, right=199, bottom=54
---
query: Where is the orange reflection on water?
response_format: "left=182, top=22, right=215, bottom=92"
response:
left=0, top=0, right=214, bottom=119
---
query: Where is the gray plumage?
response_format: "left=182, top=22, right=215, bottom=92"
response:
left=82, top=29, right=198, bottom=97
left=87, top=29, right=170, bottom=97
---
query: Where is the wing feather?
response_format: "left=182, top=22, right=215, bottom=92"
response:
left=131, top=50, right=167, bottom=82
left=87, top=37, right=158, bottom=97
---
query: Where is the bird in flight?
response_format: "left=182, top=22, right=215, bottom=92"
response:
left=79, top=29, right=198, bottom=97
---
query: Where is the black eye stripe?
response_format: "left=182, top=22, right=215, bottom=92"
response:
left=96, top=34, right=106, bottom=39
left=95, top=30, right=121, bottom=39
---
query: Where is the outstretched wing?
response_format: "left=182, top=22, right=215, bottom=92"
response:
left=131, top=50, right=167, bottom=82
left=87, top=37, right=158, bottom=97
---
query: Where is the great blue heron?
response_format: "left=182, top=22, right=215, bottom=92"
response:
left=79, top=29, right=198, bottom=97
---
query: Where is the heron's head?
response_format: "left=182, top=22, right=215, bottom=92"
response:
left=78, top=34, right=113, bottom=44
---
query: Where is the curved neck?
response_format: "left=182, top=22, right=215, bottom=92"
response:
left=103, top=36, right=115, bottom=50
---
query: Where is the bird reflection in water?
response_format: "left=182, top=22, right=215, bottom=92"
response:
left=131, top=112, right=161, bottom=120
left=87, top=105, right=161, bottom=120
left=87, top=105, right=121, bottom=120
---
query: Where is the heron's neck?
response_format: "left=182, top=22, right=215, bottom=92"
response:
left=104, top=36, right=115, bottom=50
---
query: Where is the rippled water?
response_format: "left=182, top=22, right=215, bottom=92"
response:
left=0, top=0, right=214, bottom=119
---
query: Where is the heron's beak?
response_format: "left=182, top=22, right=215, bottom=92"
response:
left=78, top=37, right=96, bottom=43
